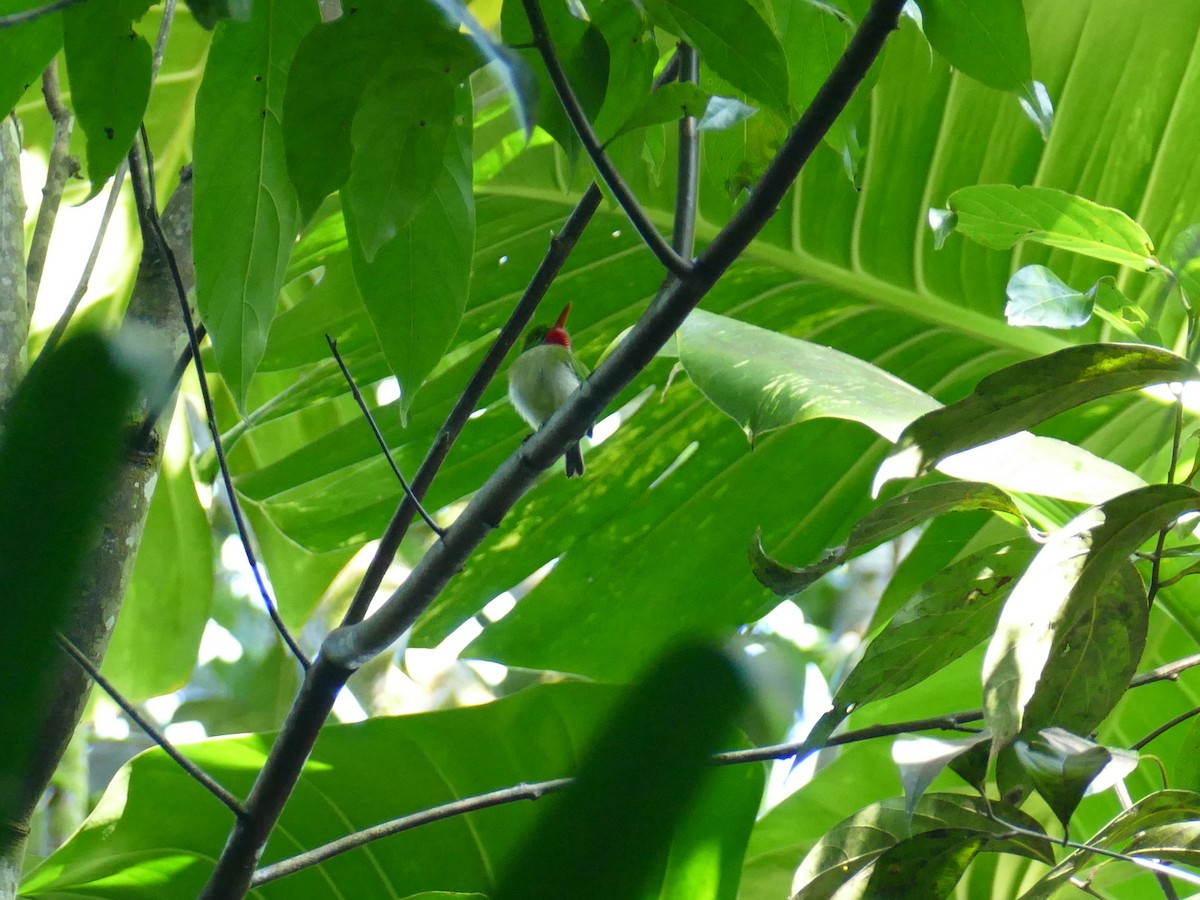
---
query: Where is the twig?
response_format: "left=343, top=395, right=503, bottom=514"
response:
left=251, top=705, right=987, bottom=886
left=1132, top=705, right=1200, bottom=752
left=26, top=62, right=76, bottom=308
left=252, top=778, right=573, bottom=886
left=671, top=43, right=700, bottom=261
left=38, top=158, right=128, bottom=358
left=325, top=334, right=444, bottom=537
left=1131, top=652, right=1200, bottom=686
left=0, top=0, right=82, bottom=27
left=55, top=633, right=247, bottom=818
left=521, top=0, right=692, bottom=279
left=199, top=6, right=906, bottom=895
left=128, top=134, right=310, bottom=671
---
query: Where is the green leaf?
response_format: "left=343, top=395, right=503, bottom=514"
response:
left=194, top=0, right=319, bottom=408
left=1018, top=560, right=1147, bottom=738
left=501, top=0, right=608, bottom=162
left=604, top=81, right=711, bottom=144
left=494, top=644, right=754, bottom=900
left=639, top=0, right=789, bottom=112
left=887, top=343, right=1199, bottom=476
left=949, top=184, right=1159, bottom=271
left=282, top=0, right=476, bottom=221
left=346, top=65, right=455, bottom=262
left=17, top=679, right=764, bottom=898
left=791, top=794, right=1052, bottom=899
left=751, top=480, right=1023, bottom=596
left=696, top=95, right=757, bottom=132
left=426, top=0, right=537, bottom=139
left=983, top=485, right=1196, bottom=748
left=1020, top=790, right=1200, bottom=899
left=1014, top=728, right=1120, bottom=833
left=1168, top=222, right=1200, bottom=305
left=102, top=412, right=213, bottom=702
left=184, top=0, right=251, bottom=29
left=892, top=734, right=991, bottom=819
left=859, top=830, right=984, bottom=899
left=1004, top=264, right=1095, bottom=328
left=62, top=0, right=152, bottom=192
left=834, top=540, right=1033, bottom=711
left=919, top=0, right=1031, bottom=91
left=345, top=92, right=474, bottom=420
left=0, top=0, right=61, bottom=118
left=0, top=332, right=140, bottom=828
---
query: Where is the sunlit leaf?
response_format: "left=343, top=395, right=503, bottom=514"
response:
left=920, top=0, right=1031, bottom=90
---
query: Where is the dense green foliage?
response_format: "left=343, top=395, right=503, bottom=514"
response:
left=6, top=0, right=1200, bottom=897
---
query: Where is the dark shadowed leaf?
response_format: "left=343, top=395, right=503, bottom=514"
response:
left=1021, top=791, right=1200, bottom=899
left=0, top=333, right=140, bottom=829
left=949, top=184, right=1159, bottom=271
left=888, top=343, right=1198, bottom=475
left=605, top=81, right=711, bottom=144
left=184, top=0, right=251, bottom=29
left=638, top=0, right=789, bottom=112
left=1015, top=728, right=1113, bottom=832
left=492, top=643, right=754, bottom=900
left=835, top=541, right=1033, bottom=711
left=983, top=486, right=1196, bottom=748
left=893, top=734, right=991, bottom=818
left=920, top=0, right=1031, bottom=90
left=751, top=480, right=1023, bottom=596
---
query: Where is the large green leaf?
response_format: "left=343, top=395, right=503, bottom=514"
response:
left=193, top=0, right=319, bottom=407
left=919, top=0, right=1031, bottom=91
left=0, top=0, right=62, bottom=118
left=226, top=0, right=1200, bottom=690
left=20, top=682, right=761, bottom=898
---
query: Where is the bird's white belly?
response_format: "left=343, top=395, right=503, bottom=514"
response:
left=509, top=345, right=580, bottom=428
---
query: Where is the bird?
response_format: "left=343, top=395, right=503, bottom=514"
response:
left=508, top=303, right=590, bottom=477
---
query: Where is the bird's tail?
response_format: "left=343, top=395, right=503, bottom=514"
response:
left=565, top=442, right=584, bottom=478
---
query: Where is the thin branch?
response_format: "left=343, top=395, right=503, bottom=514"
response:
left=252, top=705, right=986, bottom=886
left=338, top=53, right=684, bottom=628
left=0, top=0, right=82, bottom=27
left=252, top=778, right=573, bottom=887
left=326, top=334, right=444, bottom=537
left=26, top=62, right=76, bottom=308
left=128, top=136, right=310, bottom=671
left=199, top=6, right=906, bottom=895
left=671, top=43, right=700, bottom=260
left=339, top=183, right=605, bottom=626
left=1132, top=705, right=1200, bottom=752
left=1131, top=652, right=1200, bottom=686
left=521, top=0, right=692, bottom=279
left=38, top=158, right=128, bottom=357
left=56, top=633, right=247, bottom=818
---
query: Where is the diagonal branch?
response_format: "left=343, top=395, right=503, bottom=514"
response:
left=56, top=634, right=247, bottom=818
left=198, top=4, right=906, bottom=897
left=128, top=139, right=310, bottom=671
left=326, top=334, right=443, bottom=537
left=521, top=0, right=693, bottom=279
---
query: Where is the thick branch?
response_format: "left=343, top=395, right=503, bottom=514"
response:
left=672, top=43, right=700, bottom=259
left=0, top=115, right=28, bottom=407
left=200, top=5, right=905, bottom=895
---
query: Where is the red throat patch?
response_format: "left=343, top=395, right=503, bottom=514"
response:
left=544, top=327, right=571, bottom=349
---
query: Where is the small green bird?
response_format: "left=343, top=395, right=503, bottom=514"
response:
left=508, top=303, right=590, bottom=477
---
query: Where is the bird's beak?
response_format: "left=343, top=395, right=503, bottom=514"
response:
left=554, top=303, right=571, bottom=330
